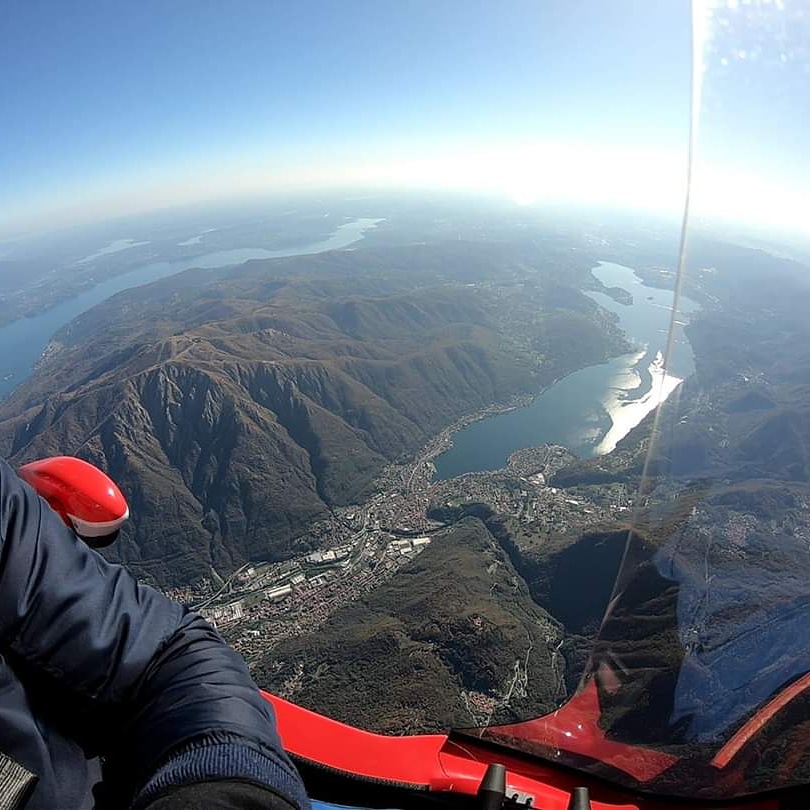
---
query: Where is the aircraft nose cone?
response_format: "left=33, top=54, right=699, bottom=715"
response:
left=18, top=456, right=129, bottom=545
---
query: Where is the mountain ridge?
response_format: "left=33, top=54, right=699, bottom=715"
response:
left=0, top=241, right=628, bottom=587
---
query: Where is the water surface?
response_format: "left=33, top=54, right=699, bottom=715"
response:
left=433, top=262, right=698, bottom=479
left=0, top=218, right=381, bottom=399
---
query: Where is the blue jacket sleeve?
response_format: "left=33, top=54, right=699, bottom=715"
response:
left=0, top=457, right=307, bottom=809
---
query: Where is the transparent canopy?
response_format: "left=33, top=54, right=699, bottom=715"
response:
left=464, top=2, right=810, bottom=798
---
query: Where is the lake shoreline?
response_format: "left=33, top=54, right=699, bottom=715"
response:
left=432, top=261, right=700, bottom=479
left=430, top=365, right=595, bottom=480
left=0, top=218, right=382, bottom=401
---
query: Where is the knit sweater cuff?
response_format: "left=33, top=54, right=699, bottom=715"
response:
left=133, top=735, right=310, bottom=810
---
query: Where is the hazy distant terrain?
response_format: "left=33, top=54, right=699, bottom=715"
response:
left=0, top=196, right=367, bottom=327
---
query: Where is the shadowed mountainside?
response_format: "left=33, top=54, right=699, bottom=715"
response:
left=254, top=517, right=565, bottom=733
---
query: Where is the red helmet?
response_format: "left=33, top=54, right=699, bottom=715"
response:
left=18, top=456, right=129, bottom=548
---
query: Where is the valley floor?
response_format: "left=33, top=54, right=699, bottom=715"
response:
left=168, top=406, right=635, bottom=666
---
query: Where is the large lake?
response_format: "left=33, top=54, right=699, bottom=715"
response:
left=0, top=218, right=380, bottom=400
left=433, top=261, right=699, bottom=480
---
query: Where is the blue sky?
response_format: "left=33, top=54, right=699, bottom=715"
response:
left=1, top=1, right=807, bottom=239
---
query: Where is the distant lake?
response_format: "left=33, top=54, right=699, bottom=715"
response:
left=75, top=237, right=151, bottom=265
left=433, top=261, right=699, bottom=480
left=0, top=218, right=381, bottom=400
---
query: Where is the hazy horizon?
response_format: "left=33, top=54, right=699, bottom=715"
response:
left=2, top=1, right=808, bottom=242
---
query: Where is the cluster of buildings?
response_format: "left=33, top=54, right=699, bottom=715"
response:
left=185, top=436, right=634, bottom=665
left=214, top=531, right=437, bottom=661
left=305, top=546, right=352, bottom=564
left=387, top=536, right=431, bottom=557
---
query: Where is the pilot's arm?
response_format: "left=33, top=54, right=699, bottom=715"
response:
left=0, top=456, right=308, bottom=810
